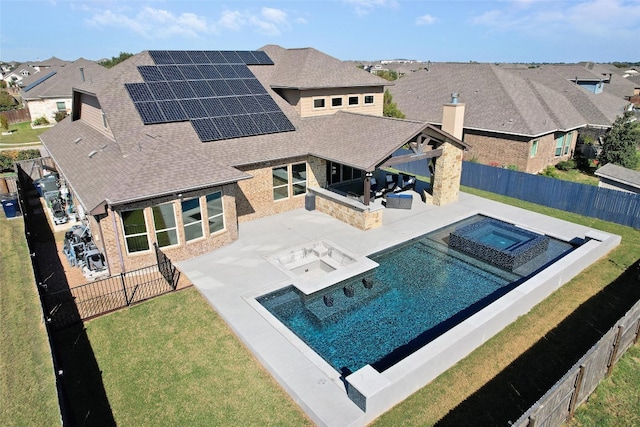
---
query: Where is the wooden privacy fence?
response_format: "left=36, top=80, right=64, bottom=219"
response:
left=459, top=162, right=640, bottom=229
left=0, top=108, right=31, bottom=124
left=513, top=298, right=640, bottom=427
left=42, top=245, right=180, bottom=331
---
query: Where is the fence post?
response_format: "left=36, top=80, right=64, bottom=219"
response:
left=607, top=325, right=624, bottom=377
left=121, top=272, right=130, bottom=306
left=568, top=364, right=586, bottom=419
left=529, top=404, right=543, bottom=427
left=634, top=318, right=640, bottom=345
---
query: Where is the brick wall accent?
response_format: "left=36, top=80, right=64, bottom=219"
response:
left=96, top=184, right=238, bottom=274
left=432, top=143, right=464, bottom=206
left=312, top=188, right=383, bottom=231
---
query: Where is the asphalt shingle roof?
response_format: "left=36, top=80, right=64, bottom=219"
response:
left=20, top=58, right=107, bottom=99
left=594, top=163, right=640, bottom=190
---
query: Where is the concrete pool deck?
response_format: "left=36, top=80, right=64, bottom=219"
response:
left=176, top=191, right=620, bottom=426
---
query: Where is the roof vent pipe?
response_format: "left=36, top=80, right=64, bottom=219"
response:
left=451, top=93, right=459, bottom=104
left=80, top=67, right=85, bottom=82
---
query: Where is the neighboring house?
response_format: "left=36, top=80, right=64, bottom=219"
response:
left=2, top=57, right=69, bottom=87
left=19, top=58, right=107, bottom=123
left=40, top=45, right=467, bottom=275
left=594, top=163, right=640, bottom=194
left=389, top=63, right=631, bottom=173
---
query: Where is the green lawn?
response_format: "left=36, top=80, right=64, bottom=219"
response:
left=0, top=214, right=60, bottom=426
left=0, top=121, right=49, bottom=145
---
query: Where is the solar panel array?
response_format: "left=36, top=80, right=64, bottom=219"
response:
left=125, top=50, right=295, bottom=142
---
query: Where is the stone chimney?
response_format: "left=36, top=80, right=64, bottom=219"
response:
left=441, top=93, right=465, bottom=139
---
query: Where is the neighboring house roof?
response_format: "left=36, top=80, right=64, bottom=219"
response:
left=594, top=163, right=640, bottom=191
left=262, top=45, right=391, bottom=90
left=41, top=46, right=459, bottom=214
left=390, top=63, right=630, bottom=138
left=20, top=58, right=107, bottom=100
left=30, top=56, right=69, bottom=67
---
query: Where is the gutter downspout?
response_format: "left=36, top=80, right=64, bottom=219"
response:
left=108, top=201, right=126, bottom=274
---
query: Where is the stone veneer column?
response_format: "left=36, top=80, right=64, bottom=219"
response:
left=432, top=99, right=465, bottom=206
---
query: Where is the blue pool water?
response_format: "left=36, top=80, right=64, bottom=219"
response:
left=258, top=215, right=576, bottom=374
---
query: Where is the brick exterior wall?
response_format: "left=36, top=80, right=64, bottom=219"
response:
left=235, top=155, right=325, bottom=223
left=94, top=184, right=238, bottom=274
left=462, top=129, right=577, bottom=174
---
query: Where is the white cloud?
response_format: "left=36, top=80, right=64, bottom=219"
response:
left=343, top=0, right=399, bottom=16
left=415, top=14, right=438, bottom=26
left=85, top=7, right=217, bottom=39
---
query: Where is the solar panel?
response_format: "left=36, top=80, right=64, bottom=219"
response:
left=179, top=99, right=208, bottom=119
left=128, top=50, right=294, bottom=141
left=211, top=116, right=243, bottom=139
left=244, top=78, right=268, bottom=95
left=232, top=114, right=260, bottom=136
left=226, top=80, right=251, bottom=96
left=157, top=100, right=188, bottom=122
left=147, top=82, right=175, bottom=101
left=215, top=64, right=238, bottom=79
left=236, top=51, right=259, bottom=65
left=169, top=81, right=197, bottom=99
left=251, top=113, right=280, bottom=133
left=200, top=97, right=227, bottom=117
left=204, top=51, right=226, bottom=64
left=268, top=111, right=295, bottom=131
left=134, top=101, right=165, bottom=124
left=186, top=50, right=209, bottom=64
left=220, top=51, right=243, bottom=64
left=237, top=95, right=264, bottom=114
left=189, top=80, right=216, bottom=98
left=191, top=118, right=223, bottom=142
left=159, top=65, right=184, bottom=81
left=219, top=97, right=246, bottom=115
left=231, top=64, right=255, bottom=78
left=251, top=50, right=274, bottom=65
left=197, top=64, right=222, bottom=79
left=169, top=51, right=193, bottom=64
left=125, top=83, right=154, bottom=102
left=178, top=65, right=204, bottom=80
left=149, top=50, right=173, bottom=65
left=208, top=80, right=234, bottom=97
left=138, top=66, right=164, bottom=82
left=255, top=94, right=280, bottom=112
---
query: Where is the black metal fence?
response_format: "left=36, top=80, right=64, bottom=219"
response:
left=460, top=162, right=640, bottom=229
left=42, top=260, right=180, bottom=330
left=513, top=297, right=640, bottom=426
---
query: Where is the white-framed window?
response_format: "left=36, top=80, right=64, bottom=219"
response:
left=272, top=166, right=289, bottom=200
left=152, top=203, right=179, bottom=247
left=364, top=95, right=374, bottom=105
left=122, top=209, right=150, bottom=253
left=292, top=163, right=307, bottom=196
left=530, top=140, right=539, bottom=157
left=348, top=96, right=359, bottom=106
left=56, top=101, right=66, bottom=112
left=206, top=192, right=225, bottom=234
left=564, top=133, right=572, bottom=155
left=331, top=97, right=343, bottom=107
left=313, top=98, right=325, bottom=109
left=181, top=197, right=203, bottom=242
left=555, top=134, right=565, bottom=157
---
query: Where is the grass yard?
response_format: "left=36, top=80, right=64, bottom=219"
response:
left=373, top=187, right=640, bottom=426
left=551, top=168, right=600, bottom=186
left=0, top=214, right=60, bottom=426
left=54, top=288, right=313, bottom=426
left=0, top=121, right=49, bottom=145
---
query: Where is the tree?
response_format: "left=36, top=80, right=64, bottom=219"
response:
left=0, top=90, right=18, bottom=112
left=99, top=52, right=134, bottom=68
left=383, top=89, right=405, bottom=119
left=598, top=110, right=640, bottom=169
left=375, top=70, right=398, bottom=82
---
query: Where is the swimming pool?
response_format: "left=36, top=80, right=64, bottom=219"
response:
left=257, top=215, right=576, bottom=374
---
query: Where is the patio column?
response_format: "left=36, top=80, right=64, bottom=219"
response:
left=364, top=172, right=372, bottom=206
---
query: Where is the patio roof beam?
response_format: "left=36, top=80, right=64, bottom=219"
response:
left=379, top=148, right=443, bottom=168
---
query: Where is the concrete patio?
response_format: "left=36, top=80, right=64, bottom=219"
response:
left=176, top=191, right=619, bottom=426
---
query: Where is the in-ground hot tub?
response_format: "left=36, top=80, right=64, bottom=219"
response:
left=448, top=218, right=549, bottom=270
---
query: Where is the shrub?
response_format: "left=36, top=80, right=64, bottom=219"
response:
left=555, top=160, right=577, bottom=171
left=32, top=116, right=50, bottom=126
left=506, top=164, right=519, bottom=171
left=54, top=111, right=67, bottom=122
left=541, top=165, right=558, bottom=178
left=0, top=150, right=41, bottom=171
left=0, top=114, right=8, bottom=131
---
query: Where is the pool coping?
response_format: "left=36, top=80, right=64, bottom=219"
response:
left=176, top=192, right=621, bottom=426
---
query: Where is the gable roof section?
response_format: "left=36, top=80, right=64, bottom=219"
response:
left=20, top=58, right=107, bottom=99
left=262, top=45, right=390, bottom=90
left=595, top=163, right=640, bottom=190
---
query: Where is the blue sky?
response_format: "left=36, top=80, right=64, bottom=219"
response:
left=1, top=0, right=639, bottom=64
